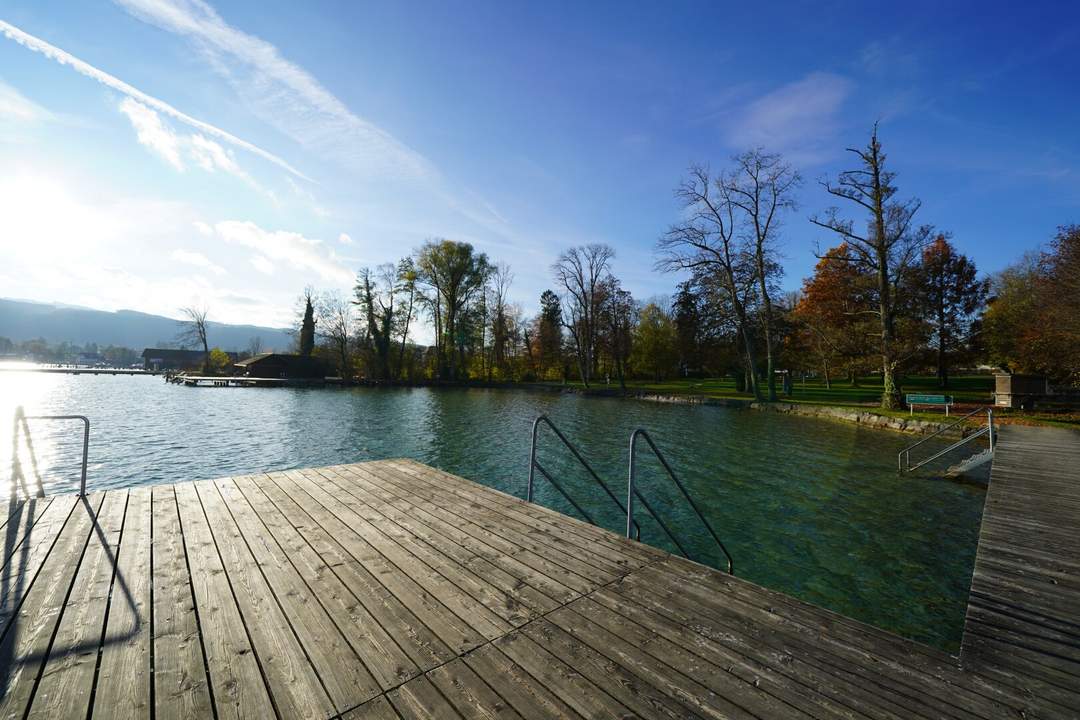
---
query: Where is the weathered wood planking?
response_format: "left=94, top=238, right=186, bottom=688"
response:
left=960, top=425, right=1080, bottom=718
left=0, top=425, right=1076, bottom=719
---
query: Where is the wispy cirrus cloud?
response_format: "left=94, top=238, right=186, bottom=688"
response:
left=0, top=78, right=53, bottom=123
left=113, top=0, right=435, bottom=181
left=119, top=97, right=184, bottom=170
left=724, top=72, right=853, bottom=165
left=0, top=18, right=308, bottom=179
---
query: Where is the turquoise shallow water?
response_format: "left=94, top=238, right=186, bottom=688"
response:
left=0, top=372, right=984, bottom=652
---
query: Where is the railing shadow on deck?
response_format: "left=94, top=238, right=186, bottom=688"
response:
left=1, top=424, right=140, bottom=696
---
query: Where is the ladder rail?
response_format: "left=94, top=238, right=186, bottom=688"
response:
left=905, top=426, right=990, bottom=473
left=12, top=407, right=90, bottom=497
left=527, top=415, right=641, bottom=539
left=628, top=428, right=734, bottom=575
left=899, top=407, right=994, bottom=472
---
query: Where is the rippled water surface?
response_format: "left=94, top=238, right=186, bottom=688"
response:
left=1, top=371, right=985, bottom=651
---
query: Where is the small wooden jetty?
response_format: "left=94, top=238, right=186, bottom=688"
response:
left=1, top=428, right=1077, bottom=718
left=0, top=367, right=158, bottom=376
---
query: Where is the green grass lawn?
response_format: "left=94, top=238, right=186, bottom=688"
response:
left=536, top=374, right=1080, bottom=428
left=548, top=374, right=994, bottom=404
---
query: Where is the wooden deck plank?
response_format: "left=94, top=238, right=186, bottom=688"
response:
left=230, top=474, right=423, bottom=691
left=91, top=487, right=152, bottom=720
left=0, top=493, right=105, bottom=718
left=493, top=630, right=637, bottom=720
left=426, top=658, right=525, bottom=720
left=265, top=472, right=490, bottom=660
left=26, top=490, right=128, bottom=719
left=387, top=674, right=464, bottom=719
left=173, top=482, right=276, bottom=720
left=280, top=469, right=508, bottom=644
left=248, top=473, right=458, bottom=667
left=341, top=695, right=402, bottom=720
left=0, top=495, right=72, bottom=632
left=306, top=468, right=538, bottom=628
left=364, top=464, right=614, bottom=594
left=461, top=644, right=583, bottom=720
left=386, top=460, right=653, bottom=572
left=319, top=466, right=562, bottom=616
left=214, top=477, right=384, bottom=710
left=961, top=425, right=1080, bottom=717
left=193, top=479, right=337, bottom=719
left=149, top=484, right=213, bottom=720
left=337, top=463, right=590, bottom=601
left=379, top=461, right=629, bottom=582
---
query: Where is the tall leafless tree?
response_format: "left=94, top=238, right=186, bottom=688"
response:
left=488, top=262, right=514, bottom=380
left=725, top=149, right=801, bottom=401
left=552, top=244, right=614, bottom=387
left=318, top=290, right=355, bottom=380
left=395, top=257, right=418, bottom=376
left=177, top=306, right=210, bottom=374
left=657, top=166, right=764, bottom=400
left=810, top=124, right=932, bottom=409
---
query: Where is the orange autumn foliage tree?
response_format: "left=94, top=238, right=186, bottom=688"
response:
left=793, top=244, right=875, bottom=387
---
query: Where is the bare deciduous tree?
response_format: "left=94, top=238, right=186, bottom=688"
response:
left=657, top=166, right=764, bottom=399
left=810, top=124, right=932, bottom=408
left=726, top=149, right=801, bottom=401
left=318, top=290, right=355, bottom=380
left=488, top=262, right=514, bottom=380
left=552, top=244, right=614, bottom=387
left=177, top=306, right=210, bottom=374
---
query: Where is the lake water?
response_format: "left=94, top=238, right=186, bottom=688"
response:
left=0, top=370, right=985, bottom=652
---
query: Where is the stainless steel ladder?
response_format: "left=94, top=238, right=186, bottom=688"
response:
left=628, top=428, right=734, bottom=574
left=527, top=415, right=642, bottom=539
left=527, top=415, right=734, bottom=574
left=898, top=407, right=994, bottom=473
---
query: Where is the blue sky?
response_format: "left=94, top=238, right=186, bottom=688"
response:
left=1, top=1, right=1077, bottom=333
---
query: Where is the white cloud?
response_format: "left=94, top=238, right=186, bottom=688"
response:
left=0, top=18, right=308, bottom=179
left=118, top=99, right=274, bottom=196
left=0, top=79, right=52, bottom=123
left=250, top=254, right=274, bottom=275
left=119, top=96, right=184, bottom=170
left=189, top=133, right=239, bottom=174
left=171, top=248, right=226, bottom=275
left=211, top=220, right=354, bottom=285
left=338, top=232, right=353, bottom=245
left=725, top=72, right=853, bottom=164
left=113, top=0, right=434, bottom=181
left=193, top=220, right=213, bottom=236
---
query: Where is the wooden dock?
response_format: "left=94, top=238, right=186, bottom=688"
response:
left=1, top=428, right=1077, bottom=718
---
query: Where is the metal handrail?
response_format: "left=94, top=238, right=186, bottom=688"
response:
left=898, top=407, right=994, bottom=473
left=628, top=429, right=734, bottom=574
left=13, top=409, right=90, bottom=496
left=527, top=415, right=641, bottom=539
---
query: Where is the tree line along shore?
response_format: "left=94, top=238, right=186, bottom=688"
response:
left=7, top=127, right=1077, bottom=421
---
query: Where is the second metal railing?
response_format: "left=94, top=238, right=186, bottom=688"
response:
left=898, top=407, right=994, bottom=473
left=628, top=429, right=734, bottom=574
left=526, top=416, right=734, bottom=574
left=527, top=415, right=641, bottom=539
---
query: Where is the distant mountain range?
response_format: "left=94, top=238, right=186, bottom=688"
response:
left=0, top=298, right=294, bottom=352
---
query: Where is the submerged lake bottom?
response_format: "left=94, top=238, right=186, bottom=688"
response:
left=1, top=372, right=985, bottom=652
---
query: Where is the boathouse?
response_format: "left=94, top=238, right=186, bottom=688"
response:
left=235, top=352, right=328, bottom=379
left=142, top=348, right=209, bottom=371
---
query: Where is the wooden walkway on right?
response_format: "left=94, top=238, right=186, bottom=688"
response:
left=960, top=424, right=1080, bottom=716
